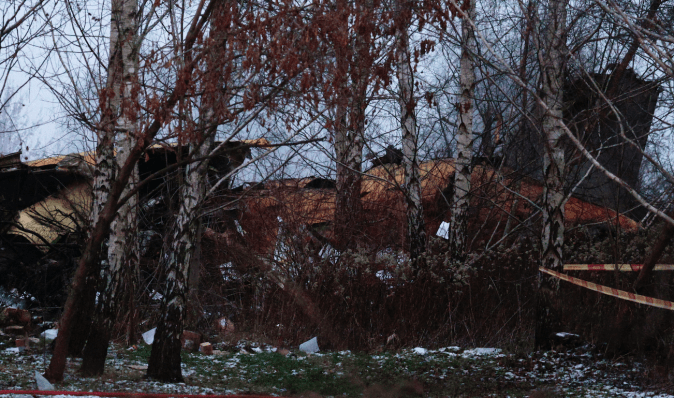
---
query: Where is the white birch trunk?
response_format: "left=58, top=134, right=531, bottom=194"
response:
left=536, top=0, right=568, bottom=350
left=81, top=0, right=139, bottom=375
left=147, top=2, right=225, bottom=378
left=395, top=0, right=426, bottom=261
left=450, top=0, right=477, bottom=261
left=540, top=0, right=567, bottom=272
left=147, top=130, right=214, bottom=382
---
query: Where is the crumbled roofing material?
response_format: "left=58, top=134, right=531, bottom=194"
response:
left=0, top=151, right=23, bottom=169
left=24, top=139, right=271, bottom=169
left=25, top=152, right=97, bottom=168
left=240, top=138, right=272, bottom=148
left=8, top=181, right=91, bottom=251
left=3, top=138, right=271, bottom=251
left=242, top=158, right=639, bottom=243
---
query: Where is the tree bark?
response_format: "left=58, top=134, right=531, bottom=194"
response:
left=395, top=0, right=426, bottom=261
left=43, top=0, right=215, bottom=382
left=536, top=0, right=568, bottom=350
left=146, top=1, right=224, bottom=379
left=633, top=213, right=674, bottom=291
left=80, top=0, right=140, bottom=375
left=333, top=0, right=368, bottom=250
left=449, top=0, right=476, bottom=262
left=147, top=134, right=214, bottom=382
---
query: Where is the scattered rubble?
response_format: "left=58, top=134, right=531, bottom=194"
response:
left=215, top=317, right=235, bottom=334
left=141, top=328, right=155, bottom=345
left=0, top=307, right=31, bottom=327
left=199, top=342, right=213, bottom=355
left=40, top=328, right=58, bottom=341
left=181, top=330, right=201, bottom=351
left=4, top=325, right=26, bottom=335
left=0, top=340, right=670, bottom=397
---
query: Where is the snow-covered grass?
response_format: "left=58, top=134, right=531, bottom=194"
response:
left=0, top=338, right=672, bottom=397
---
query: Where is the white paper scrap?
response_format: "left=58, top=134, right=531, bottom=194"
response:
left=436, top=221, right=450, bottom=239
left=35, top=371, right=54, bottom=391
left=299, top=337, right=319, bottom=353
left=41, top=329, right=58, bottom=340
left=142, top=328, right=156, bottom=345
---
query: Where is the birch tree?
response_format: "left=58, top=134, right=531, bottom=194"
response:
left=394, top=0, right=426, bottom=260
left=146, top=1, right=224, bottom=379
left=146, top=135, right=214, bottom=381
left=449, top=0, right=477, bottom=261
left=43, top=0, right=218, bottom=382
left=535, top=0, right=568, bottom=349
left=80, top=0, right=140, bottom=375
left=332, top=0, right=373, bottom=248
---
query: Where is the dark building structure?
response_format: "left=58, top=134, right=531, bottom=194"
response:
left=504, top=68, right=660, bottom=219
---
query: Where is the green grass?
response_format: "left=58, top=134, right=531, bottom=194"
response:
left=0, top=338, right=663, bottom=397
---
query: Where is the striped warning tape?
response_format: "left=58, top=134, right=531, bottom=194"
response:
left=564, top=264, right=674, bottom=271
left=539, top=267, right=674, bottom=311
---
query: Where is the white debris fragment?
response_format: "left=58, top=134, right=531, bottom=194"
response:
left=41, top=329, right=58, bottom=340
left=251, top=347, right=263, bottom=353
left=413, top=347, right=428, bottom=355
left=376, top=270, right=394, bottom=281
left=436, top=221, right=450, bottom=239
left=142, top=328, right=156, bottom=345
left=461, top=347, right=501, bottom=357
left=35, top=370, right=54, bottom=390
left=556, top=332, right=579, bottom=338
left=299, top=337, right=319, bottom=353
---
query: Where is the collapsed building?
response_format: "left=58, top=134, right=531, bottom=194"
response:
left=0, top=139, right=269, bottom=309
left=216, top=159, right=639, bottom=273
left=0, top=121, right=647, bottom=313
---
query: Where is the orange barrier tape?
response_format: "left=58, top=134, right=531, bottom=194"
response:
left=539, top=267, right=674, bottom=311
left=564, top=264, right=674, bottom=271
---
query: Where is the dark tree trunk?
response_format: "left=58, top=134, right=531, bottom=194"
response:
left=68, top=270, right=97, bottom=357
left=147, top=277, right=187, bottom=382
left=634, top=214, right=674, bottom=291
left=80, top=326, right=111, bottom=376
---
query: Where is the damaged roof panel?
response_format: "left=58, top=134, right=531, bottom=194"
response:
left=8, top=181, right=91, bottom=251
left=242, top=158, right=638, bottom=249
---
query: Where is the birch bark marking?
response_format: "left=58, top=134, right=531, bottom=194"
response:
left=395, top=0, right=426, bottom=260
left=540, top=0, right=567, bottom=272
left=146, top=1, right=224, bottom=380
left=536, top=0, right=568, bottom=350
left=146, top=133, right=213, bottom=382
left=80, top=0, right=140, bottom=375
left=449, top=0, right=476, bottom=262
left=44, top=1, right=214, bottom=382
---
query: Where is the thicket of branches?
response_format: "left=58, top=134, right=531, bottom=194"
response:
left=2, top=0, right=674, bottom=383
